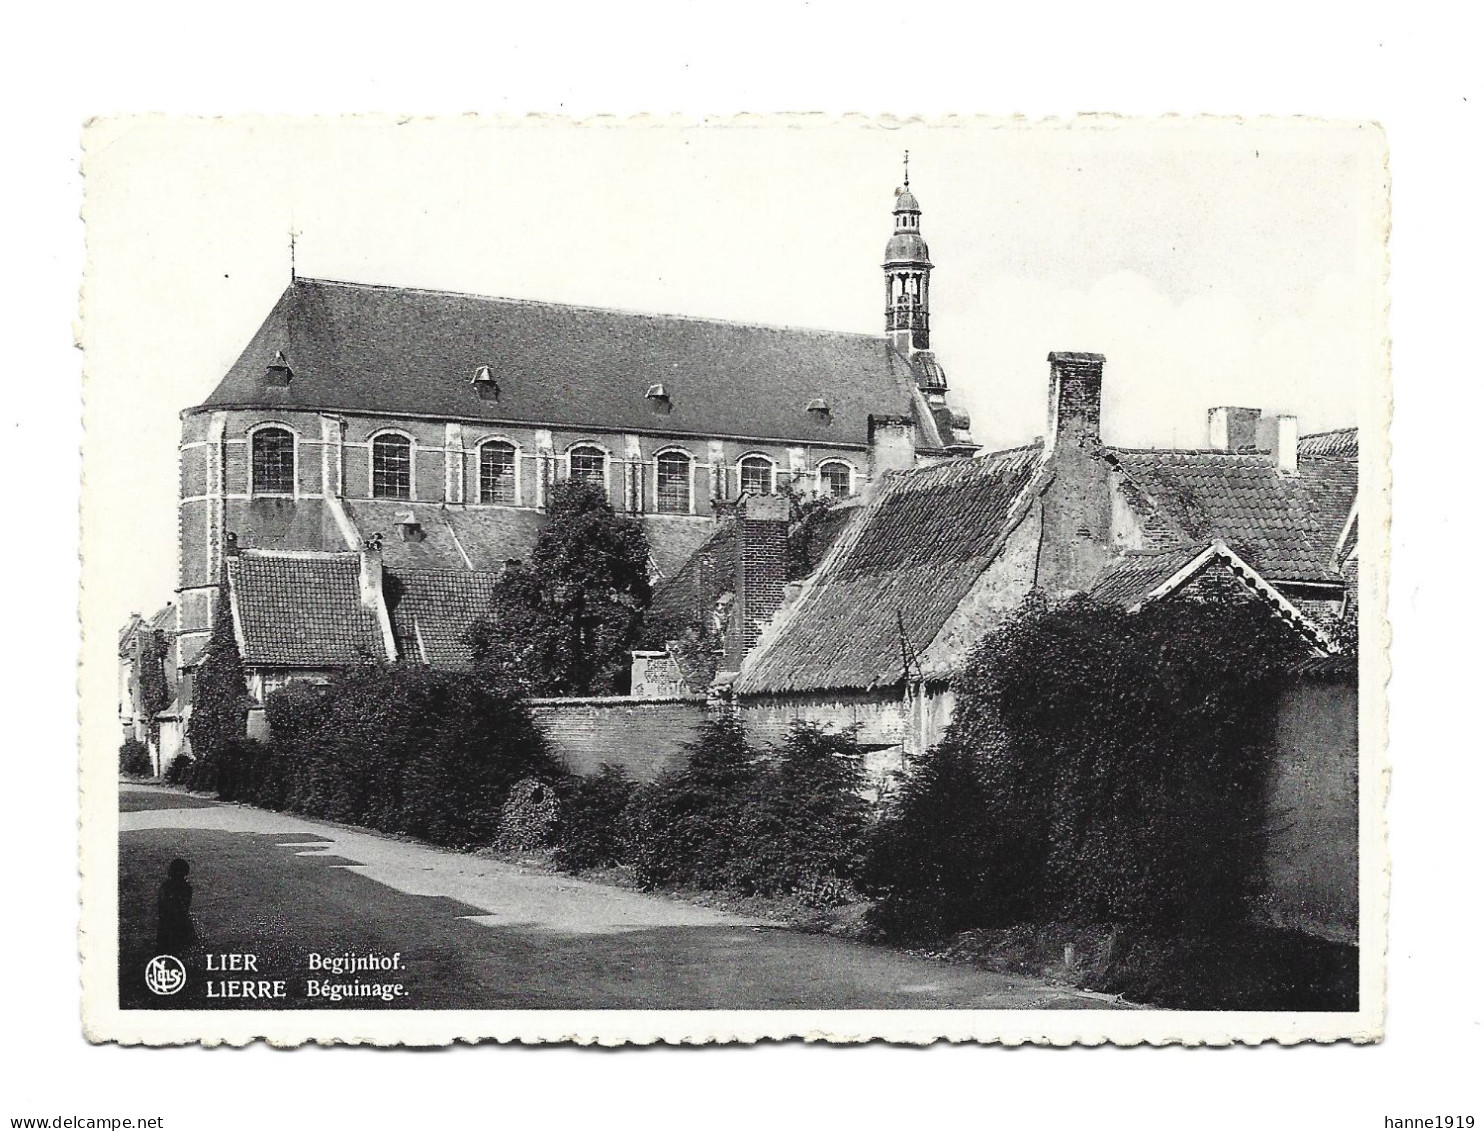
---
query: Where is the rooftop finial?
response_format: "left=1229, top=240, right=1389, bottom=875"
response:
left=289, top=227, right=298, bottom=282
left=903, top=149, right=910, bottom=188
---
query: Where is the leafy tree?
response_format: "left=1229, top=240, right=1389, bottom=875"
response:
left=465, top=479, right=651, bottom=695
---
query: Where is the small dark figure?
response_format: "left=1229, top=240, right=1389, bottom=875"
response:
left=156, top=858, right=195, bottom=956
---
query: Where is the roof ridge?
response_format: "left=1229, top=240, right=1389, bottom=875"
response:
left=293, top=276, right=886, bottom=342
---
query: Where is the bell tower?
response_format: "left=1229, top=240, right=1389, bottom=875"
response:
left=883, top=151, right=932, bottom=355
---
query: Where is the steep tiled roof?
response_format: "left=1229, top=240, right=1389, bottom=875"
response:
left=118, top=614, right=143, bottom=656
left=1087, top=546, right=1210, bottom=609
left=1298, top=427, right=1359, bottom=459
left=227, top=551, right=389, bottom=668
left=384, top=568, right=501, bottom=671
left=736, top=445, right=1044, bottom=695
left=1108, top=450, right=1356, bottom=583
left=197, top=277, right=918, bottom=445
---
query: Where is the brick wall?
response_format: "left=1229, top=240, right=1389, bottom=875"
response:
left=530, top=698, right=711, bottom=781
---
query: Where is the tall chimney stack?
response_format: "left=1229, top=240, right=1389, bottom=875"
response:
left=1047, top=352, right=1105, bottom=451
left=1256, top=413, right=1300, bottom=475
left=1208, top=406, right=1262, bottom=451
left=726, top=493, right=790, bottom=669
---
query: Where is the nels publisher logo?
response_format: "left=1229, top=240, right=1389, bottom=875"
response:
left=145, top=955, right=186, bottom=996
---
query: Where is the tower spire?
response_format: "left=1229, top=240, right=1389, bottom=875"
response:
left=882, top=162, right=932, bottom=354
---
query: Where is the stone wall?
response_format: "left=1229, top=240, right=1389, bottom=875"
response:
left=1264, top=671, right=1359, bottom=944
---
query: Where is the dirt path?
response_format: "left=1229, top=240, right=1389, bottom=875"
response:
left=120, top=783, right=1127, bottom=1011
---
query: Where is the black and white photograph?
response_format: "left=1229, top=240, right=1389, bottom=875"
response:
left=75, top=116, right=1386, bottom=1046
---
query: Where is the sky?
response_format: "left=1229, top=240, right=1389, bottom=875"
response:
left=80, top=116, right=1387, bottom=624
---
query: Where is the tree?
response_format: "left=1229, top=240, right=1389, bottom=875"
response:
left=465, top=478, right=652, bottom=695
left=185, top=593, right=250, bottom=786
left=134, top=628, right=172, bottom=749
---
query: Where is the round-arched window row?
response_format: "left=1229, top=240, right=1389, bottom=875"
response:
left=250, top=427, right=295, bottom=495
left=818, top=459, right=854, bottom=500
left=738, top=455, right=776, bottom=496
left=655, top=450, right=693, bottom=514
left=479, top=440, right=518, bottom=505
left=568, top=445, right=608, bottom=493
left=371, top=433, right=413, bottom=500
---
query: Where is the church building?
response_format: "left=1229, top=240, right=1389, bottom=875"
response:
left=173, top=173, right=977, bottom=682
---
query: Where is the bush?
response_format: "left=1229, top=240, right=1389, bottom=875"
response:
left=163, top=751, right=194, bottom=786
left=620, top=718, right=872, bottom=896
left=863, top=739, right=1022, bottom=942
left=254, top=667, right=564, bottom=847
left=119, top=737, right=153, bottom=778
left=551, top=765, right=638, bottom=872
left=864, top=594, right=1305, bottom=942
left=497, top=778, right=564, bottom=852
left=623, top=715, right=764, bottom=889
left=728, top=723, right=871, bottom=896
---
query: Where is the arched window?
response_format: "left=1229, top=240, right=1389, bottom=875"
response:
left=739, top=455, right=775, bottom=496
left=818, top=460, right=853, bottom=500
left=568, top=445, right=607, bottom=493
left=371, top=433, right=412, bottom=499
left=655, top=450, right=693, bottom=514
left=251, top=427, right=295, bottom=495
left=479, top=440, right=518, bottom=505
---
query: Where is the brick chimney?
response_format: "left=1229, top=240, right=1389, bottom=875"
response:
left=1047, top=352, right=1104, bottom=450
left=1208, top=406, right=1262, bottom=451
left=726, top=493, right=790, bottom=668
left=1256, top=413, right=1300, bottom=475
left=1040, top=352, right=1113, bottom=595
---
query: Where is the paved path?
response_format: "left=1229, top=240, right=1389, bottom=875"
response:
left=119, top=783, right=1126, bottom=1011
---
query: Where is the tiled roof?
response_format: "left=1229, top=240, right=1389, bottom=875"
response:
left=1087, top=545, right=1211, bottom=609
left=232, top=497, right=345, bottom=554
left=1089, top=541, right=1336, bottom=652
left=646, top=520, right=739, bottom=631
left=642, top=515, right=722, bottom=580
left=735, top=445, right=1044, bottom=695
left=197, top=277, right=918, bottom=445
left=341, top=499, right=546, bottom=571
left=1298, top=427, right=1359, bottom=458
left=384, top=568, right=502, bottom=671
left=118, top=614, right=143, bottom=656
left=145, top=603, right=177, bottom=635
left=1107, top=450, right=1356, bottom=583
left=227, top=551, right=389, bottom=668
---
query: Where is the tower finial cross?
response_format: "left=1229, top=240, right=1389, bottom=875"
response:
left=289, top=227, right=299, bottom=282
left=903, top=149, right=910, bottom=188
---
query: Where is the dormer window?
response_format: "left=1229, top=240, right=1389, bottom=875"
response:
left=265, top=350, right=293, bottom=388
left=471, top=365, right=499, bottom=401
left=646, top=383, right=672, bottom=414
left=806, top=398, right=830, bottom=422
